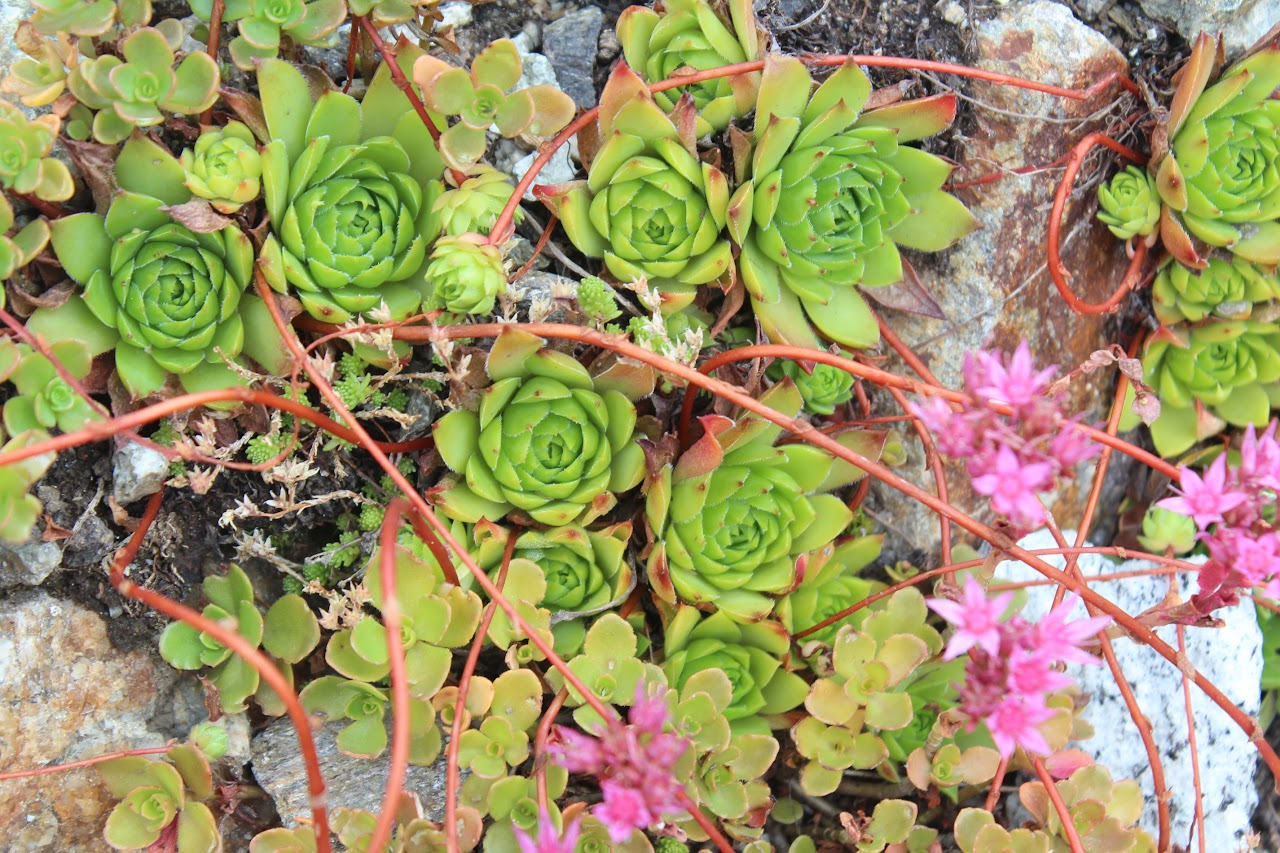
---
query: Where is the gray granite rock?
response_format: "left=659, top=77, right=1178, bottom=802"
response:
left=867, top=1, right=1133, bottom=566
left=0, top=536, right=62, bottom=587
left=543, top=6, right=603, bottom=109
left=112, top=441, right=170, bottom=506
left=998, top=529, right=1261, bottom=846
left=252, top=716, right=462, bottom=826
left=1136, top=0, right=1275, bottom=57
left=0, top=590, right=206, bottom=850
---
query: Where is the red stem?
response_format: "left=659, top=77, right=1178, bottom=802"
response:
left=1047, top=132, right=1151, bottom=314
left=0, top=745, right=173, bottom=781
left=1032, top=756, right=1084, bottom=852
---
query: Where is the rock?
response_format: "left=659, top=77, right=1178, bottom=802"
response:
left=251, top=717, right=462, bottom=826
left=0, top=590, right=207, bottom=850
left=0, top=537, right=62, bottom=587
left=438, top=0, right=474, bottom=30
left=1135, top=0, right=1275, bottom=57
left=543, top=6, right=604, bottom=109
left=997, top=529, right=1261, bottom=846
left=516, top=270, right=578, bottom=323
left=867, top=1, right=1132, bottom=565
left=515, top=52, right=559, bottom=93
left=510, top=144, right=577, bottom=200
left=936, top=0, right=968, bottom=27
left=112, top=441, right=170, bottom=506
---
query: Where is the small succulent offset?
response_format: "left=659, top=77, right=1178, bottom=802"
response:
left=98, top=742, right=221, bottom=852
left=422, top=234, right=508, bottom=316
left=647, top=380, right=888, bottom=622
left=180, top=122, right=264, bottom=214
left=549, top=63, right=733, bottom=313
left=616, top=0, right=762, bottom=136
left=777, top=534, right=885, bottom=650
left=768, top=358, right=856, bottom=416
left=0, top=24, right=75, bottom=108
left=0, top=102, right=74, bottom=202
left=1151, top=256, right=1280, bottom=324
left=0, top=339, right=99, bottom=435
left=662, top=605, right=809, bottom=735
left=433, top=165, right=523, bottom=237
left=727, top=56, right=978, bottom=349
left=47, top=135, right=254, bottom=399
left=413, top=39, right=577, bottom=172
left=1096, top=165, right=1161, bottom=241
left=1152, top=37, right=1280, bottom=268
left=433, top=329, right=647, bottom=526
left=0, top=194, right=51, bottom=283
left=159, top=564, right=321, bottom=713
left=189, top=0, right=346, bottom=71
left=1128, top=320, right=1280, bottom=457
left=67, top=27, right=220, bottom=145
left=257, top=55, right=445, bottom=323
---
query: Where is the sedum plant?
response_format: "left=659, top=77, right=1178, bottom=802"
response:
left=1151, top=255, right=1280, bottom=324
left=0, top=101, right=74, bottom=202
left=1018, top=765, right=1154, bottom=852
left=616, top=0, right=762, bottom=137
left=0, top=430, right=56, bottom=544
left=421, top=233, right=507, bottom=316
left=727, top=56, right=978, bottom=349
left=189, top=0, right=347, bottom=71
left=647, top=380, right=887, bottom=621
left=67, top=27, right=220, bottom=145
left=778, top=534, right=885, bottom=651
left=29, top=0, right=139, bottom=37
left=328, top=794, right=484, bottom=853
left=1095, top=165, right=1160, bottom=241
left=180, top=122, right=264, bottom=214
left=0, top=193, right=52, bottom=282
left=98, top=742, right=220, bottom=852
left=299, top=675, right=441, bottom=761
left=433, top=329, right=647, bottom=526
left=412, top=39, right=576, bottom=172
left=257, top=55, right=445, bottom=323
left=47, top=135, right=254, bottom=399
left=0, top=23, right=75, bottom=108
left=549, top=62, right=733, bottom=312
left=0, top=339, right=99, bottom=435
left=159, top=564, right=321, bottom=713
left=1124, top=319, right=1280, bottom=456
left=433, top=165, right=522, bottom=237
left=1152, top=38, right=1280, bottom=267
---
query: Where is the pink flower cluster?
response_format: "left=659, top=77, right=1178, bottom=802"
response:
left=514, top=809, right=580, bottom=853
left=911, top=342, right=1098, bottom=529
left=1159, top=422, right=1280, bottom=613
left=546, top=688, right=689, bottom=843
left=928, top=577, right=1111, bottom=757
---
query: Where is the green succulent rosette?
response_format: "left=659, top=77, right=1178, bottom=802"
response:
left=0, top=339, right=99, bottom=435
left=727, top=58, right=972, bottom=348
left=189, top=0, right=346, bottom=71
left=662, top=605, right=809, bottom=735
left=29, top=0, right=118, bottom=36
left=469, top=518, right=633, bottom=614
left=616, top=0, right=761, bottom=136
left=1154, top=44, right=1280, bottom=267
left=727, top=56, right=978, bottom=349
left=47, top=135, right=255, bottom=399
left=433, top=165, right=522, bottom=238
left=433, top=329, right=648, bottom=526
left=67, top=27, right=220, bottom=145
left=423, top=234, right=507, bottom=317
left=777, top=534, right=885, bottom=650
left=648, top=380, right=890, bottom=622
left=180, top=121, right=263, bottom=214
left=1096, top=165, right=1161, bottom=241
left=0, top=102, right=74, bottom=202
left=769, top=358, right=856, bottom=416
left=1126, top=320, right=1280, bottom=456
left=1152, top=256, right=1280, bottom=324
left=257, top=55, right=446, bottom=324
left=548, top=63, right=733, bottom=313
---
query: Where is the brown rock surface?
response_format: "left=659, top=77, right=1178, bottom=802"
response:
left=868, top=0, right=1137, bottom=562
left=0, top=590, right=205, bottom=851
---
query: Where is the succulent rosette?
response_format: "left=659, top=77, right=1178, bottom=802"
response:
left=433, top=329, right=648, bottom=526
left=0, top=101, right=74, bottom=202
left=647, top=381, right=889, bottom=622
left=662, top=605, right=809, bottom=734
left=434, top=165, right=523, bottom=238
left=727, top=56, right=978, bottom=349
left=180, top=121, right=263, bottom=214
left=189, top=0, right=347, bottom=71
left=423, top=234, right=507, bottom=316
left=770, top=358, right=856, bottom=416
left=0, top=340, right=99, bottom=435
left=617, top=0, right=761, bottom=136
left=1096, top=165, right=1160, bottom=241
left=547, top=63, right=733, bottom=312
left=1153, top=40, right=1280, bottom=267
left=1129, top=320, right=1280, bottom=456
left=469, top=519, right=633, bottom=613
left=67, top=26, right=220, bottom=145
left=46, top=135, right=254, bottom=399
left=777, top=534, right=885, bottom=649
left=256, top=57, right=446, bottom=324
left=1152, top=256, right=1280, bottom=324
left=0, top=194, right=50, bottom=284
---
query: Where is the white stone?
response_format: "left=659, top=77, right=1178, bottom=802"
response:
left=996, top=529, right=1261, bottom=846
left=112, top=441, right=170, bottom=506
left=510, top=138, right=578, bottom=201
left=1136, top=0, right=1275, bottom=57
left=437, top=1, right=472, bottom=30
